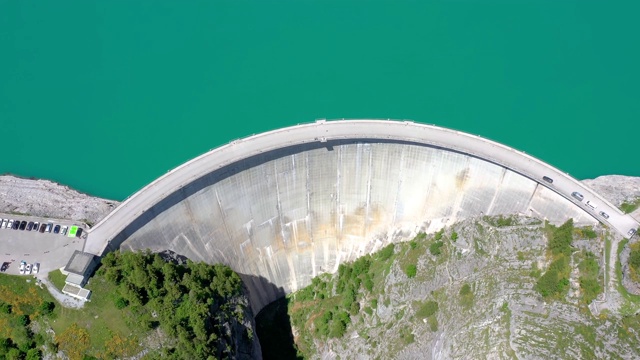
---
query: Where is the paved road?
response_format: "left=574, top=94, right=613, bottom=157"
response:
left=86, top=119, right=639, bottom=255
left=0, top=214, right=85, bottom=275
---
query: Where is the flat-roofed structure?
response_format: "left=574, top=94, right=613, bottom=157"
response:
left=63, top=250, right=99, bottom=287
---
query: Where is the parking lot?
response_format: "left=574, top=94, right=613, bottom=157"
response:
left=0, top=214, right=86, bottom=277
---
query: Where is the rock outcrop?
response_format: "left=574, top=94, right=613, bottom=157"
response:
left=0, top=175, right=118, bottom=225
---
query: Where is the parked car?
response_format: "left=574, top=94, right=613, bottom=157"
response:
left=60, top=226, right=68, bottom=235
left=12, top=220, right=19, bottom=230
left=25, top=264, right=31, bottom=275
left=542, top=176, right=553, bottom=183
left=39, top=223, right=46, bottom=233
left=33, top=222, right=39, bottom=231
left=571, top=192, right=584, bottom=201
left=19, top=221, right=27, bottom=230
left=76, top=228, right=83, bottom=238
left=32, top=263, right=39, bottom=274
left=599, top=211, right=610, bottom=219
left=0, top=219, right=6, bottom=228
left=629, top=229, right=637, bottom=237
left=585, top=200, right=598, bottom=210
left=53, top=224, right=61, bottom=234
left=26, top=221, right=34, bottom=231
left=45, top=223, right=52, bottom=233
left=19, top=261, right=25, bottom=275
left=7, top=220, right=14, bottom=229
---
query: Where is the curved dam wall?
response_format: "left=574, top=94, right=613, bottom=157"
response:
left=102, top=138, right=596, bottom=313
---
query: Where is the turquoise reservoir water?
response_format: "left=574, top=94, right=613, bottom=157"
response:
left=1, top=1, right=639, bottom=200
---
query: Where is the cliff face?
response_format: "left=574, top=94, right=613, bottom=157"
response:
left=0, top=175, right=119, bottom=225
left=278, top=216, right=639, bottom=359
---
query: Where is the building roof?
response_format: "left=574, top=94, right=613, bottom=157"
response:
left=62, top=283, right=91, bottom=300
left=65, top=273, right=85, bottom=286
left=64, top=250, right=96, bottom=276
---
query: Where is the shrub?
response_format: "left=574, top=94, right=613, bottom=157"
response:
left=451, top=232, right=458, bottom=242
left=459, top=283, right=471, bottom=296
left=363, top=276, right=374, bottom=292
left=26, top=349, right=41, bottom=360
left=115, top=297, right=129, bottom=309
left=39, top=301, right=55, bottom=316
left=429, top=241, right=444, bottom=256
left=582, top=228, right=598, bottom=239
left=377, top=244, right=395, bottom=261
left=404, top=264, right=417, bottom=278
left=548, top=219, right=574, bottom=257
left=18, top=315, right=29, bottom=327
left=0, top=302, right=11, bottom=314
left=630, top=249, right=640, bottom=270
left=579, top=277, right=601, bottom=304
left=416, top=300, right=439, bottom=319
left=535, top=258, right=570, bottom=299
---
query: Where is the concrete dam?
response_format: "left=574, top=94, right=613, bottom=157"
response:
left=87, top=120, right=636, bottom=313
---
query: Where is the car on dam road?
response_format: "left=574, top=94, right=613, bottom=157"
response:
left=571, top=192, right=584, bottom=201
left=542, top=176, right=553, bottom=183
left=599, top=211, right=610, bottom=219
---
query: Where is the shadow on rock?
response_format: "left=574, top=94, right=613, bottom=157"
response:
left=255, top=296, right=302, bottom=360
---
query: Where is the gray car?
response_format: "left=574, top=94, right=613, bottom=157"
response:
left=571, top=192, right=584, bottom=201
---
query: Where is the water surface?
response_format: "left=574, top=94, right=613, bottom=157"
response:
left=1, top=1, right=638, bottom=200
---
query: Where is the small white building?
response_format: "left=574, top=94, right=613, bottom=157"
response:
left=60, top=250, right=99, bottom=300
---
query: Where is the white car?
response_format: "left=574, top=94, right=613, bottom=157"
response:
left=19, top=261, right=26, bottom=275
left=32, top=263, right=39, bottom=274
left=7, top=220, right=14, bottom=229
left=25, top=264, right=32, bottom=275
left=60, top=226, right=68, bottom=236
left=1, top=219, right=6, bottom=228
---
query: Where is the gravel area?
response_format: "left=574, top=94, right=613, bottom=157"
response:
left=0, top=175, right=119, bottom=225
left=37, top=275, right=86, bottom=309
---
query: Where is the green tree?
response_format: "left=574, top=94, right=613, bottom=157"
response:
left=39, top=301, right=55, bottom=316
left=18, top=315, right=29, bottom=327
left=25, top=348, right=41, bottom=360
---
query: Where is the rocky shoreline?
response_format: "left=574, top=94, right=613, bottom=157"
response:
left=0, top=175, right=119, bottom=226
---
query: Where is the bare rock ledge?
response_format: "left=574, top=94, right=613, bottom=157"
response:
left=0, top=175, right=118, bottom=225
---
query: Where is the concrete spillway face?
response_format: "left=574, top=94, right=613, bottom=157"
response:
left=113, top=139, right=595, bottom=313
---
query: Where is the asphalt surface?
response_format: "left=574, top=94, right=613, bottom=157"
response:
left=87, top=119, right=639, bottom=255
left=0, top=214, right=85, bottom=276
